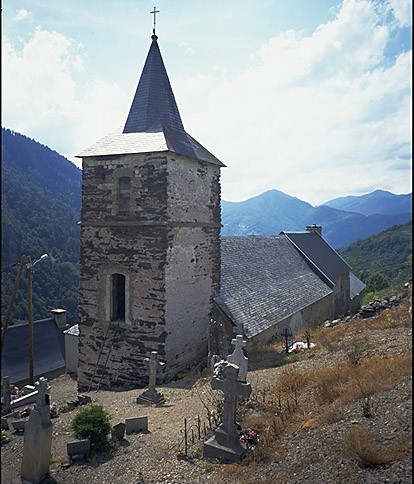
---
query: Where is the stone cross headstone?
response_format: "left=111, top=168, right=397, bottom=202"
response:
left=2, top=376, right=13, bottom=415
left=227, top=335, right=248, bottom=382
left=136, top=351, right=165, bottom=405
left=21, top=377, right=53, bottom=484
left=146, top=351, right=164, bottom=393
left=203, top=362, right=252, bottom=462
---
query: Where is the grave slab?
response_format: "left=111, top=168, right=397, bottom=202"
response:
left=112, top=422, right=126, bottom=440
left=67, top=439, right=90, bottom=460
left=22, top=385, right=36, bottom=395
left=125, top=416, right=148, bottom=434
left=11, top=419, right=26, bottom=432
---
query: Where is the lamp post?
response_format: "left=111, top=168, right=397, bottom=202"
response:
left=26, top=254, right=49, bottom=384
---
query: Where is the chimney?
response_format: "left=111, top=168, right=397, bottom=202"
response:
left=50, top=308, right=67, bottom=328
left=306, top=223, right=322, bottom=236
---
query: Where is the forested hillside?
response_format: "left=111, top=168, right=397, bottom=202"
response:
left=1, top=128, right=81, bottom=326
left=337, top=221, right=412, bottom=293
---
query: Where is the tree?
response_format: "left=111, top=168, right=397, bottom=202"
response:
left=366, top=272, right=389, bottom=292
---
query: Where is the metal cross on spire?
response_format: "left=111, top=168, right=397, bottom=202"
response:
left=150, top=6, right=160, bottom=35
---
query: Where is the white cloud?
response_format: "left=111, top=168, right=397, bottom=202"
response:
left=178, top=0, right=412, bottom=204
left=14, top=8, right=31, bottom=21
left=1, top=0, right=411, bottom=204
left=387, top=0, right=412, bottom=28
left=2, top=28, right=129, bottom=165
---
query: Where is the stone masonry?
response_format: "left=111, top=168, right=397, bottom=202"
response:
left=77, top=152, right=221, bottom=391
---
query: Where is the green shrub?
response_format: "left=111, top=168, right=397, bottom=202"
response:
left=70, top=404, right=112, bottom=451
left=365, top=272, right=389, bottom=292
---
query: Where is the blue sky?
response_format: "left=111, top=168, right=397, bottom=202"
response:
left=2, top=0, right=412, bottom=205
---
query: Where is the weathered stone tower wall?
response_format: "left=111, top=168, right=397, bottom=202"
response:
left=77, top=151, right=221, bottom=391
left=164, top=155, right=221, bottom=377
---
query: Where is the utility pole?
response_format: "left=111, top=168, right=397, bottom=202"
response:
left=26, top=254, right=48, bottom=384
left=2, top=253, right=48, bottom=384
left=1, top=255, right=26, bottom=357
left=27, top=256, right=34, bottom=385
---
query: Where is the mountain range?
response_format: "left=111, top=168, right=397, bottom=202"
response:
left=1, top=127, right=412, bottom=325
left=322, top=190, right=412, bottom=216
left=222, top=189, right=412, bottom=248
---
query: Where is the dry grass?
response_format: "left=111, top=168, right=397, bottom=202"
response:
left=233, top=297, right=412, bottom=474
left=243, top=350, right=411, bottom=463
left=343, top=427, right=412, bottom=467
left=309, top=353, right=412, bottom=412
left=311, top=290, right=412, bottom=354
left=368, top=303, right=412, bottom=329
left=247, top=342, right=290, bottom=370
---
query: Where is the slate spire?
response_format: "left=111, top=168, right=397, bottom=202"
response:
left=79, top=31, right=224, bottom=166
left=123, top=34, right=185, bottom=134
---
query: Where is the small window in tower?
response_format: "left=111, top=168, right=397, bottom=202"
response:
left=111, top=273, right=126, bottom=321
left=118, top=177, right=130, bottom=215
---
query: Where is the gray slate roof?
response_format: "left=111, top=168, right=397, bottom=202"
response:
left=217, top=236, right=333, bottom=338
left=123, top=35, right=184, bottom=134
left=350, top=272, right=366, bottom=299
left=1, top=318, right=66, bottom=385
left=282, top=231, right=351, bottom=286
left=78, top=35, right=224, bottom=167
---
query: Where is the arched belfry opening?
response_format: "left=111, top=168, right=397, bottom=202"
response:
left=76, top=21, right=225, bottom=391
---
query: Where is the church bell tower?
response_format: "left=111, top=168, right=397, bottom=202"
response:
left=76, top=21, right=225, bottom=391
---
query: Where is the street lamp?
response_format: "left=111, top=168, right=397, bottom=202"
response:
left=26, top=254, right=49, bottom=384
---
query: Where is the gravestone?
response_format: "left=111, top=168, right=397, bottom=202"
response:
left=227, top=335, right=248, bottom=382
left=67, top=439, right=90, bottom=460
left=77, top=394, right=92, bottom=405
left=11, top=419, right=26, bottom=432
left=125, top=416, right=148, bottom=434
left=2, top=376, right=13, bottom=415
left=21, top=377, right=53, bottom=484
left=22, top=385, right=36, bottom=395
left=112, top=422, right=126, bottom=440
left=136, top=352, right=165, bottom=405
left=9, top=390, right=38, bottom=409
left=203, top=362, right=252, bottom=462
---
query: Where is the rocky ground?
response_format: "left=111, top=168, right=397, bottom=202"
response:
left=1, top=289, right=412, bottom=484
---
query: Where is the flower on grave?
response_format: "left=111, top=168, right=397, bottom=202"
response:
left=239, top=427, right=259, bottom=448
left=213, top=359, right=227, bottom=378
left=293, top=342, right=305, bottom=353
left=50, top=402, right=59, bottom=418
left=20, top=406, right=34, bottom=418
